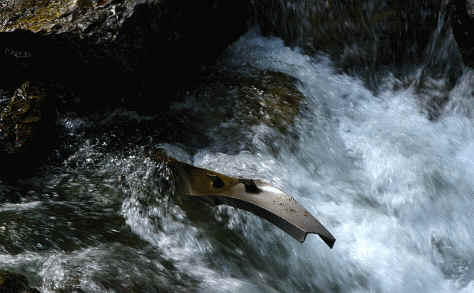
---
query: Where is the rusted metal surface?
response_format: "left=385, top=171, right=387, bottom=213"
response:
left=156, top=150, right=336, bottom=248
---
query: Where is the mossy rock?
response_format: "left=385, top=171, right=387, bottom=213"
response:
left=0, top=81, right=56, bottom=155
left=189, top=66, right=304, bottom=133
left=0, top=0, right=109, bottom=33
left=235, top=70, right=303, bottom=131
left=0, top=0, right=251, bottom=113
left=0, top=270, right=40, bottom=293
left=1, top=0, right=73, bottom=33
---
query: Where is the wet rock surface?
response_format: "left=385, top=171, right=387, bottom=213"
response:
left=252, top=0, right=444, bottom=80
left=184, top=66, right=305, bottom=133
left=0, top=270, right=39, bottom=293
left=0, top=0, right=251, bottom=112
left=0, top=81, right=57, bottom=176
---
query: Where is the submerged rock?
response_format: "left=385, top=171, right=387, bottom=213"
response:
left=450, top=0, right=474, bottom=67
left=0, top=270, right=40, bottom=293
left=0, top=0, right=251, bottom=112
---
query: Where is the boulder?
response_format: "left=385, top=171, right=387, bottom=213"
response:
left=0, top=0, right=251, bottom=113
left=231, top=69, right=304, bottom=132
left=450, top=0, right=474, bottom=67
left=187, top=66, right=304, bottom=133
left=0, top=270, right=40, bottom=293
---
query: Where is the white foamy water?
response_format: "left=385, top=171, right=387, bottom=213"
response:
left=122, top=31, right=474, bottom=292
left=1, top=29, right=473, bottom=293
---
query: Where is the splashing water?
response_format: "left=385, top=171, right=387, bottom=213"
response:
left=1, top=29, right=473, bottom=292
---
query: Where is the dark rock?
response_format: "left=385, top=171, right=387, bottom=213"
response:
left=148, top=66, right=305, bottom=153
left=188, top=66, right=304, bottom=133
left=0, top=81, right=56, bottom=154
left=252, top=0, right=443, bottom=82
left=0, top=270, right=40, bottom=293
left=0, top=81, right=57, bottom=176
left=450, top=0, right=474, bottom=67
left=0, top=0, right=251, bottom=113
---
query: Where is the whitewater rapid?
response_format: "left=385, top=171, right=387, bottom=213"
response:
left=1, top=30, right=473, bottom=293
left=121, top=30, right=474, bottom=292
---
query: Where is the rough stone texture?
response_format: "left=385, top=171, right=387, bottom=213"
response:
left=190, top=66, right=305, bottom=133
left=0, top=81, right=56, bottom=154
left=0, top=81, right=57, bottom=177
left=151, top=65, right=306, bottom=153
left=0, top=270, right=40, bottom=293
left=0, top=0, right=251, bottom=113
left=450, top=0, right=474, bottom=67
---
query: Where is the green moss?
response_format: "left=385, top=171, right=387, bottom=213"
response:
left=0, top=0, right=76, bottom=32
left=77, top=0, right=94, bottom=10
left=0, top=81, right=50, bottom=154
left=234, top=70, right=303, bottom=132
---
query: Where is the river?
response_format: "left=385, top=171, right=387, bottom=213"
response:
left=1, top=16, right=473, bottom=293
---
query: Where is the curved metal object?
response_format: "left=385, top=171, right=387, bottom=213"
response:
left=156, top=151, right=335, bottom=248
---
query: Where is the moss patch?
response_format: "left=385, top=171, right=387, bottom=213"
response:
left=200, top=67, right=305, bottom=133
left=0, top=81, right=55, bottom=154
left=1, top=0, right=77, bottom=32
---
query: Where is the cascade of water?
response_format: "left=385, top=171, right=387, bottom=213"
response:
left=251, top=0, right=452, bottom=86
left=1, top=1, right=472, bottom=292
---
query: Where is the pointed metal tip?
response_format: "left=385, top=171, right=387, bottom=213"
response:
left=155, top=149, right=336, bottom=249
left=303, top=232, right=336, bottom=248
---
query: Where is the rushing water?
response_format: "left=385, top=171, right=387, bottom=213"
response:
left=1, top=26, right=474, bottom=293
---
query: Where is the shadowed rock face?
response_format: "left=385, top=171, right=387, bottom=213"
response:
left=0, top=270, right=40, bottom=293
left=0, top=0, right=251, bottom=113
left=251, top=0, right=467, bottom=121
left=0, top=81, right=56, bottom=154
left=450, top=0, right=474, bottom=67
left=252, top=0, right=443, bottom=79
left=0, top=81, right=57, bottom=177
